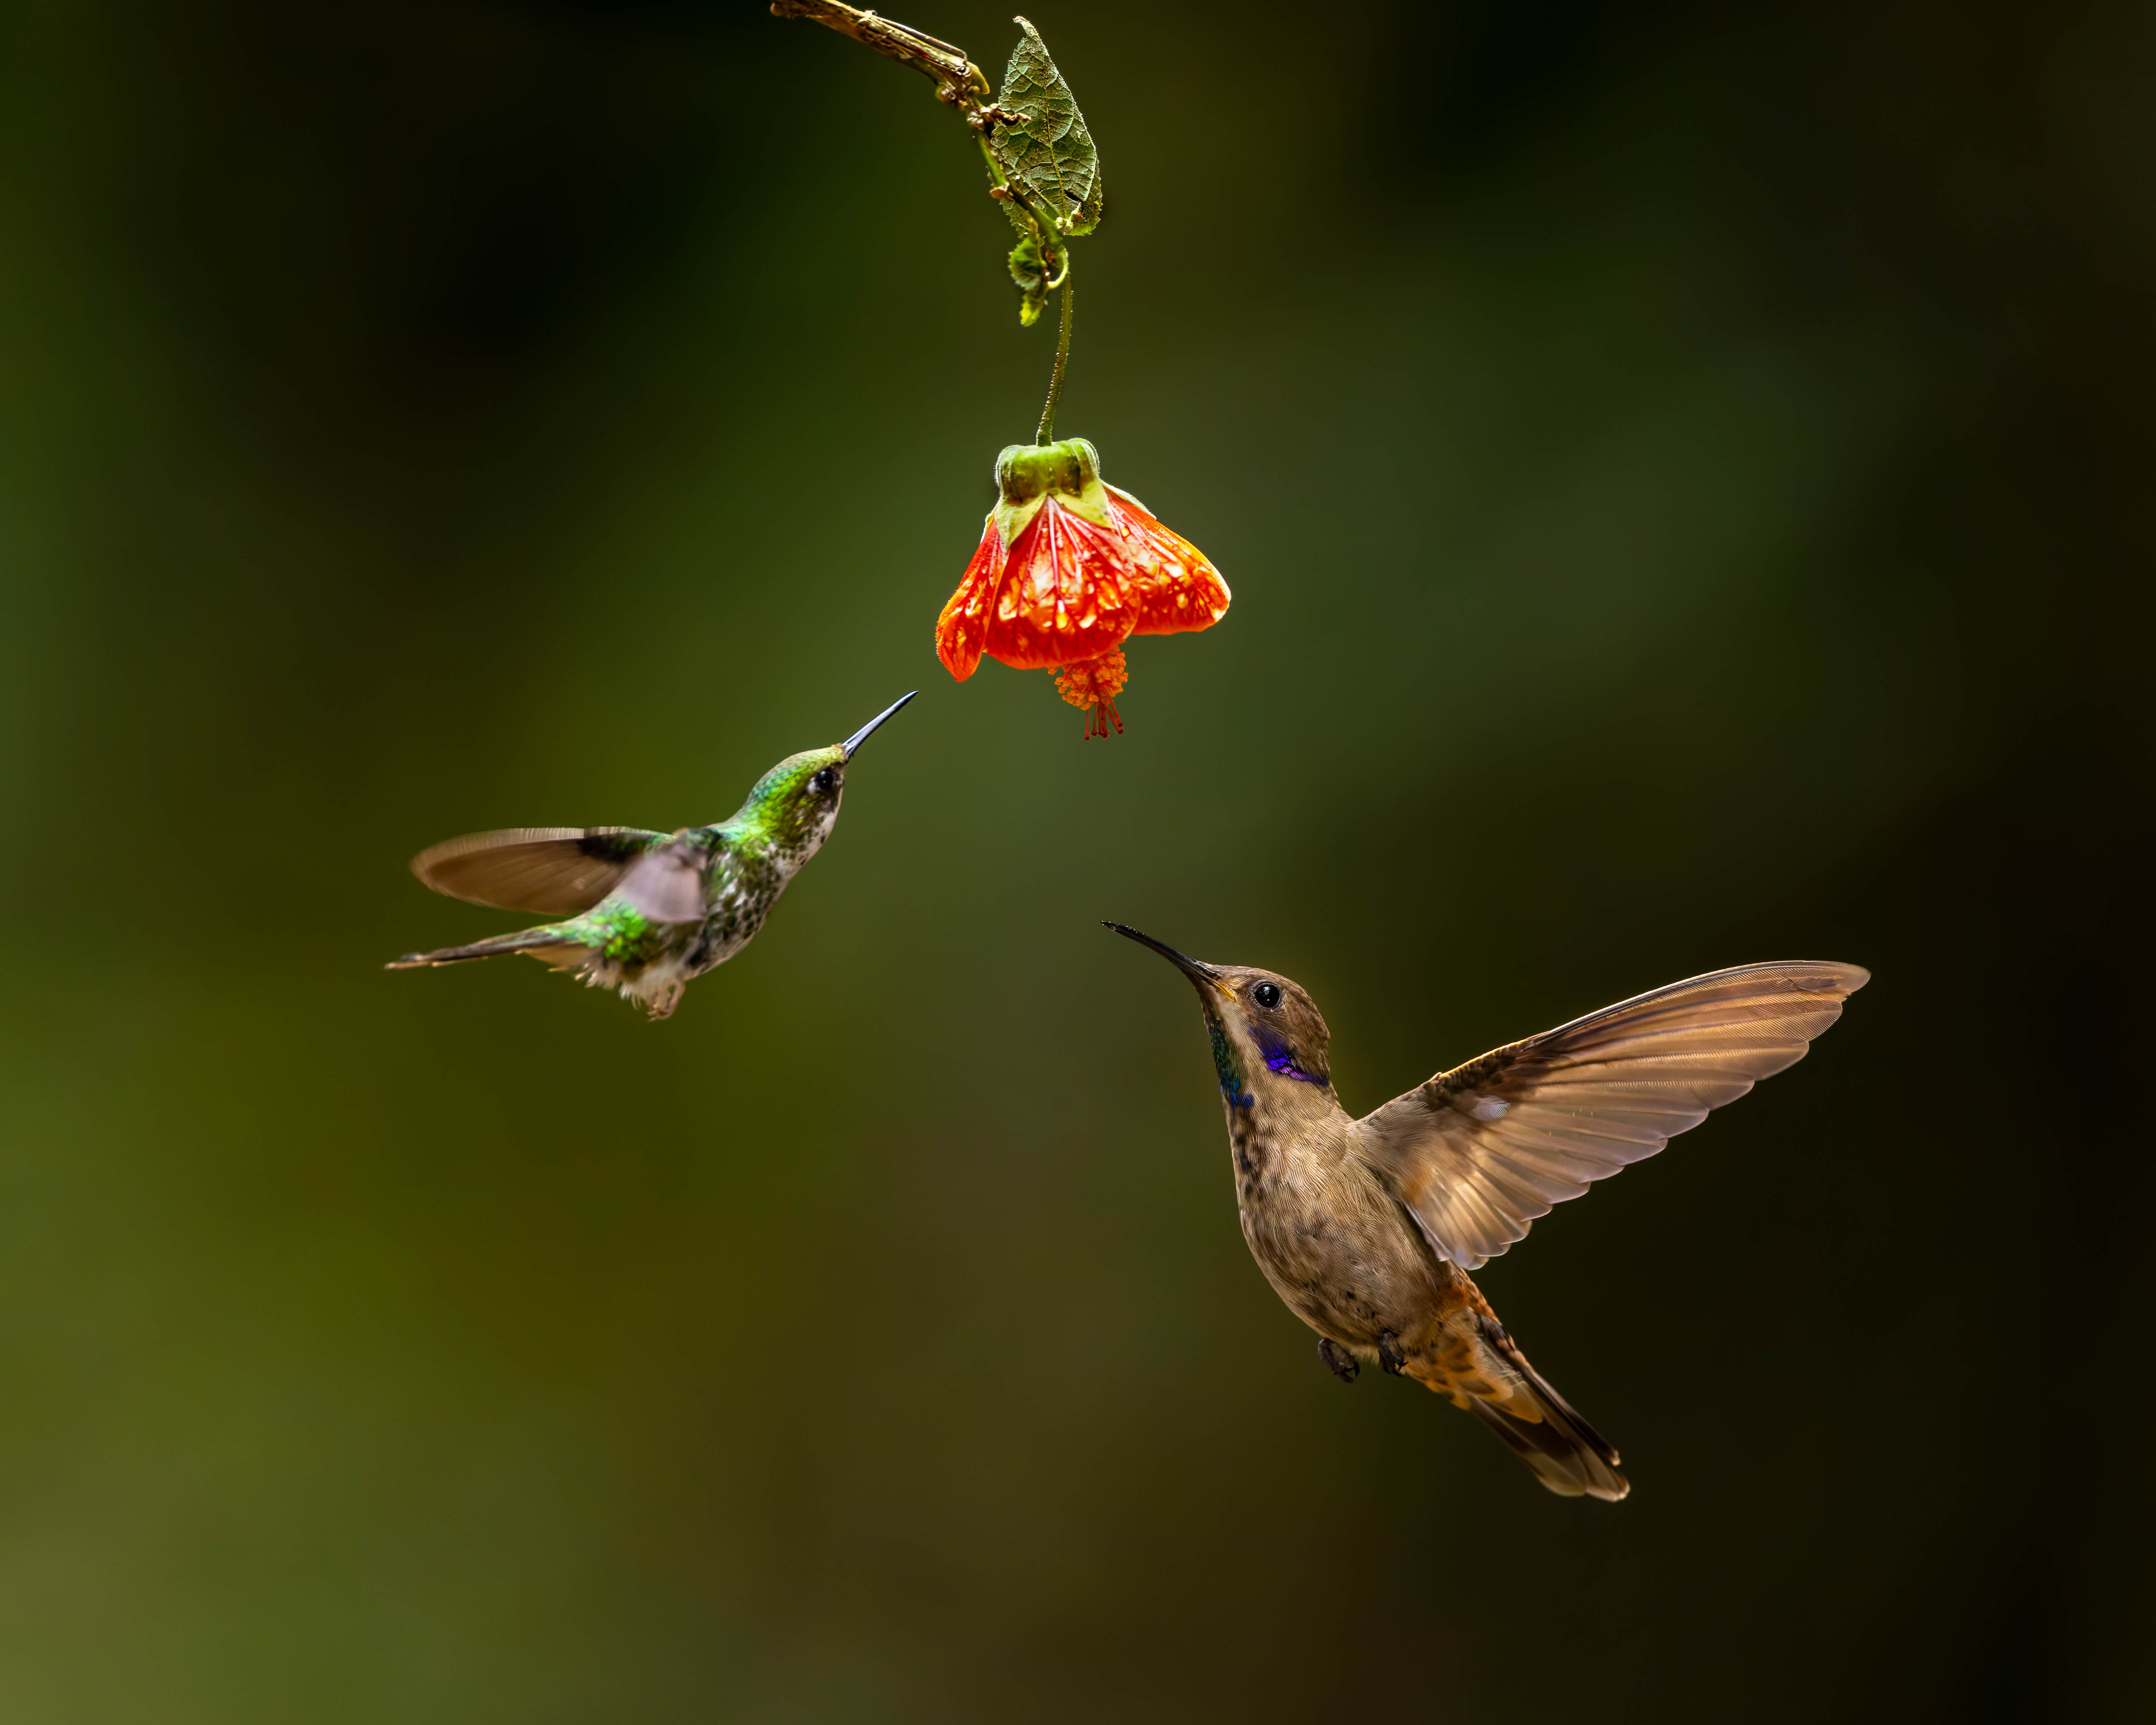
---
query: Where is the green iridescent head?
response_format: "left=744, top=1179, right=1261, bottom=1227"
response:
left=732, top=693, right=915, bottom=860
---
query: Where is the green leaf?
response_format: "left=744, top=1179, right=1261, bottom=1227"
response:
left=1007, top=231, right=1047, bottom=326
left=989, top=17, right=1104, bottom=238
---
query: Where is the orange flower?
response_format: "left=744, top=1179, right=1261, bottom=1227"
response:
left=936, top=438, right=1229, bottom=737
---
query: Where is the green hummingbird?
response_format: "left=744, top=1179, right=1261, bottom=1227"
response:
left=1106, top=925, right=1868, bottom=1500
left=388, top=693, right=915, bottom=1019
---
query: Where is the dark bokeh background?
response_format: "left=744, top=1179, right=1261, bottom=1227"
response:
left=2, top=0, right=2151, bottom=1718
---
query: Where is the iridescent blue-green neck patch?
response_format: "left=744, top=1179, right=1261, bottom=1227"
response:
left=1209, top=1022, right=1251, bottom=1110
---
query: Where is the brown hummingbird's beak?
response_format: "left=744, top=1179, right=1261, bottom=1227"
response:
left=841, top=691, right=916, bottom=760
left=1104, top=922, right=1229, bottom=994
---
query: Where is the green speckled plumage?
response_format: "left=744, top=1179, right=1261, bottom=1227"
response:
left=388, top=694, right=913, bottom=1020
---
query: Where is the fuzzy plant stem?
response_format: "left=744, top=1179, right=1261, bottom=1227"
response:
left=1036, top=278, right=1074, bottom=445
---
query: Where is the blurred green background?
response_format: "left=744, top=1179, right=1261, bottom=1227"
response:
left=2, top=0, right=2151, bottom=1718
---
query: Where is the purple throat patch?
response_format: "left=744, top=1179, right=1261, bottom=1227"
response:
left=1262, top=1047, right=1328, bottom=1086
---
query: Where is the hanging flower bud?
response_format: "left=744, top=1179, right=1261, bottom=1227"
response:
left=935, top=438, right=1229, bottom=737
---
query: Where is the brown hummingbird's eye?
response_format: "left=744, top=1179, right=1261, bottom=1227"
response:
left=1251, top=981, right=1282, bottom=1010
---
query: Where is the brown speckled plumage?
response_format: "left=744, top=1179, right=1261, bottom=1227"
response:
left=1107, top=926, right=1869, bottom=1502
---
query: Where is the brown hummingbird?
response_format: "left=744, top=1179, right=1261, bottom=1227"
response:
left=1106, top=925, right=1868, bottom=1500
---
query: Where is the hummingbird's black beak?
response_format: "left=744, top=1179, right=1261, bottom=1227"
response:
left=841, top=691, right=916, bottom=760
left=1104, top=922, right=1228, bottom=993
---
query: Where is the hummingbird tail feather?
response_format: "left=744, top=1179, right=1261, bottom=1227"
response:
left=1414, top=1308, right=1629, bottom=1501
left=386, top=928, right=596, bottom=972
left=1463, top=1379, right=1628, bottom=1502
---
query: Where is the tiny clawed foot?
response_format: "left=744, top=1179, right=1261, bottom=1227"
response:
left=1317, top=1338, right=1359, bottom=1384
left=646, top=983, right=684, bottom=1022
left=1378, top=1330, right=1407, bottom=1377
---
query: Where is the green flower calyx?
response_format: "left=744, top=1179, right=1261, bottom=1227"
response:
left=993, top=437, right=1111, bottom=540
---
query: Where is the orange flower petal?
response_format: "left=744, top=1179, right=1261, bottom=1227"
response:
left=981, top=498, right=1140, bottom=671
left=934, top=516, right=1005, bottom=681
left=1103, top=485, right=1231, bottom=638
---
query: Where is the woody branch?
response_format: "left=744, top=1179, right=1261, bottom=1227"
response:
left=768, top=1, right=992, bottom=114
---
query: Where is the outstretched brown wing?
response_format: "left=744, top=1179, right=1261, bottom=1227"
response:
left=1354, top=961, right=1870, bottom=1271
left=409, top=827, right=669, bottom=916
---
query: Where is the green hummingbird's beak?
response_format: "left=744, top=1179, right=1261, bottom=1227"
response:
left=841, top=691, right=917, bottom=759
left=1104, top=922, right=1229, bottom=993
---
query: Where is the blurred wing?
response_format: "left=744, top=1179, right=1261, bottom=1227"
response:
left=410, top=827, right=668, bottom=915
left=1355, top=961, right=1870, bottom=1271
left=614, top=841, right=710, bottom=925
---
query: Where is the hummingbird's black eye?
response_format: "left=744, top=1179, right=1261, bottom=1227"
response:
left=811, top=767, right=840, bottom=794
left=1251, top=981, right=1282, bottom=1010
